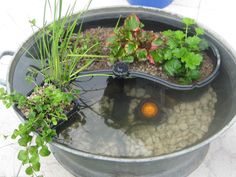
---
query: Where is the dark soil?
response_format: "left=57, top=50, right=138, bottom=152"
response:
left=76, top=27, right=214, bottom=84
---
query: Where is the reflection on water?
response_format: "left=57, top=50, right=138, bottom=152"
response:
left=56, top=77, right=217, bottom=157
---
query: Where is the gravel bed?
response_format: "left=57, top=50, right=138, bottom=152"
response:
left=58, top=86, right=217, bottom=157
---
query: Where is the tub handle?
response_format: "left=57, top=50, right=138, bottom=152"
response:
left=0, top=51, right=15, bottom=87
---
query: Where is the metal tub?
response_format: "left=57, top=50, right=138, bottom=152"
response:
left=3, top=7, right=236, bottom=177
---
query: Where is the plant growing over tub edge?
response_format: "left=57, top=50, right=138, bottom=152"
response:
left=0, top=0, right=105, bottom=176
left=0, top=85, right=75, bottom=176
left=106, top=15, right=209, bottom=84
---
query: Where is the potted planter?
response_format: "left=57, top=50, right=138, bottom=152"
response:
left=1, top=6, right=236, bottom=177
left=74, top=13, right=220, bottom=90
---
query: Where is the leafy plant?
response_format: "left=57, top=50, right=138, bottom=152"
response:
left=106, top=14, right=166, bottom=64
left=0, top=0, right=96, bottom=176
left=161, top=18, right=208, bottom=83
left=0, top=85, right=75, bottom=176
left=106, top=15, right=208, bottom=84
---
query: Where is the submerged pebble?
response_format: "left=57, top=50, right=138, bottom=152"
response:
left=58, top=86, right=217, bottom=157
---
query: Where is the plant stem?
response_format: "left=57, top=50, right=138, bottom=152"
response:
left=185, top=25, right=189, bottom=39
left=68, top=54, right=109, bottom=58
left=71, top=73, right=114, bottom=81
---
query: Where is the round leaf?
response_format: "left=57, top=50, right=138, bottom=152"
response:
left=39, top=145, right=51, bottom=157
left=32, top=162, right=41, bottom=172
left=136, top=49, right=147, bottom=60
left=25, top=166, right=33, bottom=175
left=164, top=59, right=182, bottom=76
left=18, top=150, right=28, bottom=162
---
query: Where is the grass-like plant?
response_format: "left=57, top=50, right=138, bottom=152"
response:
left=29, top=0, right=106, bottom=88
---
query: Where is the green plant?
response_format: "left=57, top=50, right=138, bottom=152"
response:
left=0, top=85, right=75, bottom=176
left=106, top=14, right=166, bottom=64
left=0, top=0, right=96, bottom=176
left=161, top=18, right=208, bottom=83
left=29, top=0, right=98, bottom=89
left=106, top=15, right=208, bottom=84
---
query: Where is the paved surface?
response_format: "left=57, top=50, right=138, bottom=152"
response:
left=0, top=0, right=236, bottom=176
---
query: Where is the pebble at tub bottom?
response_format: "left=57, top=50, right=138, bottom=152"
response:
left=59, top=87, right=217, bottom=157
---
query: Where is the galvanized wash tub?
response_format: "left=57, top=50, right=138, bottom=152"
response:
left=3, top=7, right=236, bottom=177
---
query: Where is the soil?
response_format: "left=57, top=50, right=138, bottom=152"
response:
left=76, top=27, right=214, bottom=84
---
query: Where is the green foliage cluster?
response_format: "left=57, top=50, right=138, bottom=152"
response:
left=0, top=85, right=74, bottom=175
left=107, top=14, right=167, bottom=64
left=161, top=18, right=209, bottom=83
left=107, top=15, right=208, bottom=84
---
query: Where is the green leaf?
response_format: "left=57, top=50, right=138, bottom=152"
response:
left=123, top=56, right=134, bottom=63
left=174, top=31, right=185, bottom=40
left=29, top=19, right=36, bottom=26
left=5, top=102, right=12, bottom=108
left=187, top=69, right=201, bottom=80
left=125, top=31, right=133, bottom=40
left=136, top=49, right=147, bottom=60
left=182, top=18, right=195, bottom=26
left=185, top=36, right=201, bottom=50
left=162, top=30, right=174, bottom=37
left=150, top=50, right=163, bottom=63
left=28, top=112, right=36, bottom=119
left=25, top=166, right=33, bottom=175
left=164, top=59, right=182, bottom=76
left=167, top=39, right=178, bottom=49
left=11, top=129, right=19, bottom=139
left=125, top=43, right=137, bottom=54
left=164, top=50, right=172, bottom=60
left=18, top=150, right=28, bottom=162
left=181, top=52, right=203, bottom=70
left=0, top=87, right=5, bottom=95
left=18, top=136, right=32, bottom=147
left=106, top=35, right=116, bottom=44
left=195, top=27, right=204, bottom=35
left=36, top=136, right=43, bottom=146
left=152, top=38, right=164, bottom=46
left=172, top=47, right=187, bottom=58
left=29, top=153, right=39, bottom=164
left=124, top=15, right=141, bottom=31
left=29, top=146, right=38, bottom=155
left=39, top=145, right=51, bottom=157
left=51, top=117, right=57, bottom=125
left=32, top=162, right=41, bottom=171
